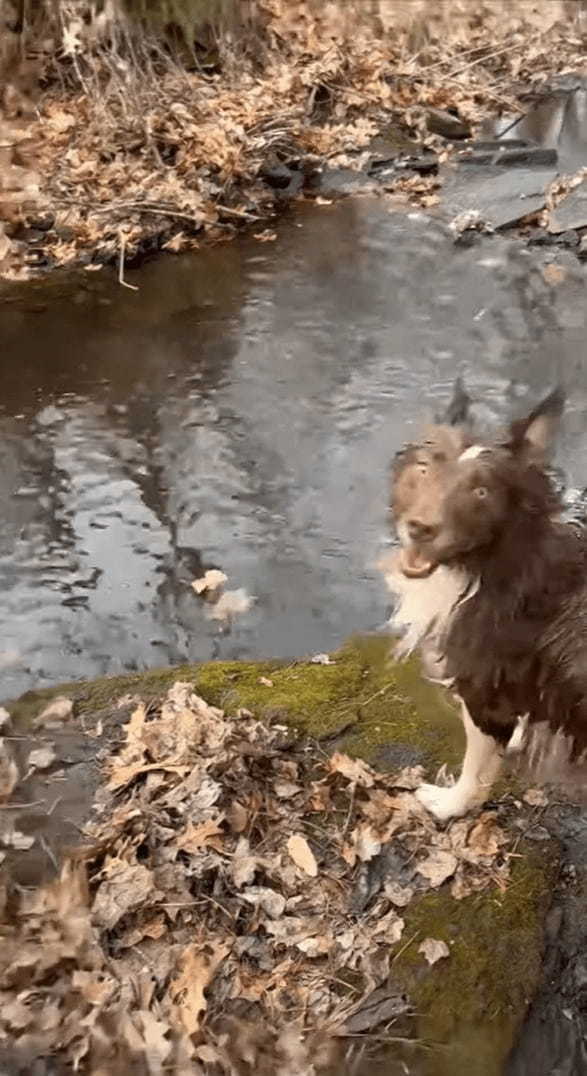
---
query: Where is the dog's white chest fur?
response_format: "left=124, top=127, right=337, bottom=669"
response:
left=382, top=557, right=475, bottom=680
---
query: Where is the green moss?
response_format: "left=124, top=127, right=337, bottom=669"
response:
left=7, top=635, right=461, bottom=771
left=6, top=637, right=556, bottom=1073
left=388, top=850, right=557, bottom=1076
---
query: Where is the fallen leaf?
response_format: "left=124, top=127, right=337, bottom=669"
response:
left=523, top=788, right=548, bottom=807
left=27, top=745, right=56, bottom=771
left=48, top=109, right=76, bottom=133
left=207, top=588, right=254, bottom=622
left=231, top=836, right=258, bottom=888
left=259, top=676, right=274, bottom=687
left=372, top=908, right=404, bottom=943
left=287, top=834, right=318, bottom=877
left=176, top=817, right=225, bottom=854
left=311, top=653, right=335, bottom=664
left=227, top=800, right=248, bottom=833
left=274, top=779, right=301, bottom=799
left=418, top=937, right=450, bottom=965
left=353, top=821, right=381, bottom=862
left=328, top=752, right=374, bottom=788
left=384, top=881, right=415, bottom=907
left=34, top=696, right=73, bottom=727
left=170, top=942, right=229, bottom=1034
left=241, top=885, right=286, bottom=918
left=92, top=862, right=161, bottom=930
left=542, top=263, right=567, bottom=286
left=417, top=849, right=458, bottom=887
left=465, top=813, right=507, bottom=860
left=2, top=828, right=34, bottom=850
left=253, top=229, right=277, bottom=241
left=191, top=568, right=227, bottom=595
left=0, top=743, right=18, bottom=802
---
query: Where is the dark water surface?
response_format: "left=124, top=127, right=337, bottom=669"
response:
left=1, top=199, right=587, bottom=698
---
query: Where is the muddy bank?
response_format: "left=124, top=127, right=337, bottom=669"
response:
left=1, top=637, right=559, bottom=1076
left=2, top=1, right=587, bottom=279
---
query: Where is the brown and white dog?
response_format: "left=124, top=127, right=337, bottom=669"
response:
left=383, top=382, right=587, bottom=821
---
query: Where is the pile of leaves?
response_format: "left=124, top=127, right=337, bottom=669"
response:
left=0, top=680, right=515, bottom=1074
left=0, top=0, right=585, bottom=278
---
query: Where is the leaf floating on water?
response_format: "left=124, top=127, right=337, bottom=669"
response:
left=191, top=569, right=227, bottom=596
left=2, top=828, right=35, bottom=850
left=27, top=745, right=56, bottom=772
left=207, top=588, right=254, bottom=623
left=287, top=834, right=318, bottom=877
left=418, top=937, right=450, bottom=965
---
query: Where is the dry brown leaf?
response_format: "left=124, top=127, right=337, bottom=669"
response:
left=419, top=937, right=450, bottom=965
left=384, top=881, right=415, bottom=907
left=170, top=941, right=229, bottom=1035
left=231, top=836, right=258, bottom=888
left=176, top=817, right=225, bottom=855
left=92, top=861, right=161, bottom=930
left=287, top=834, right=318, bottom=877
left=227, top=800, right=248, bottom=833
left=191, top=569, right=227, bottom=595
left=465, top=813, right=507, bottom=860
left=241, top=885, right=286, bottom=918
left=328, top=752, right=375, bottom=788
left=542, top=263, right=567, bottom=286
left=417, top=849, right=458, bottom=887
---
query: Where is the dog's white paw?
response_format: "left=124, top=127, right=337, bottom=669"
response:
left=416, top=782, right=473, bottom=822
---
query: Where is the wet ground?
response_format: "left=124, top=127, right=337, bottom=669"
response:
left=2, top=198, right=587, bottom=701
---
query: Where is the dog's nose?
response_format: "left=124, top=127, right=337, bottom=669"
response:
left=407, top=519, right=438, bottom=542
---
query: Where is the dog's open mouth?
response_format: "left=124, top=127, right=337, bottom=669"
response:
left=398, top=546, right=436, bottom=578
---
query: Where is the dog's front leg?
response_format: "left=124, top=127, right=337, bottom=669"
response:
left=416, top=701, right=506, bottom=821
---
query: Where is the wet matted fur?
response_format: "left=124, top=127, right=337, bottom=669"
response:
left=384, top=381, right=587, bottom=820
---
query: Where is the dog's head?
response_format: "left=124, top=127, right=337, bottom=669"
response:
left=391, top=381, right=564, bottom=578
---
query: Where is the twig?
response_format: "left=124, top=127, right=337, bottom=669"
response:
left=0, top=799, right=44, bottom=810
left=118, top=231, right=139, bottom=291
left=391, top=929, right=420, bottom=964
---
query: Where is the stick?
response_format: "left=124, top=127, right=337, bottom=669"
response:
left=118, top=231, right=139, bottom=291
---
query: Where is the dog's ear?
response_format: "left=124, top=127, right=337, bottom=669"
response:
left=508, top=387, right=565, bottom=463
left=440, top=376, right=471, bottom=428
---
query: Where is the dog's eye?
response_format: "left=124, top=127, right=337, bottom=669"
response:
left=474, top=486, right=488, bottom=499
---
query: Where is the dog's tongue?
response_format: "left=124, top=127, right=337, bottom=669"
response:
left=399, top=546, right=434, bottom=578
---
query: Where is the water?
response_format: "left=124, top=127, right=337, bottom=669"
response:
left=1, top=199, right=587, bottom=699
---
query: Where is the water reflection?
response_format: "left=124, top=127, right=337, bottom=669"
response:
left=0, top=200, right=585, bottom=696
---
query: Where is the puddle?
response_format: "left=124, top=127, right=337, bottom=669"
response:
left=1, top=199, right=587, bottom=699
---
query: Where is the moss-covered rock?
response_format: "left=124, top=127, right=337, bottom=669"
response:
left=5, top=635, right=555, bottom=1076
left=8, top=634, right=462, bottom=771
